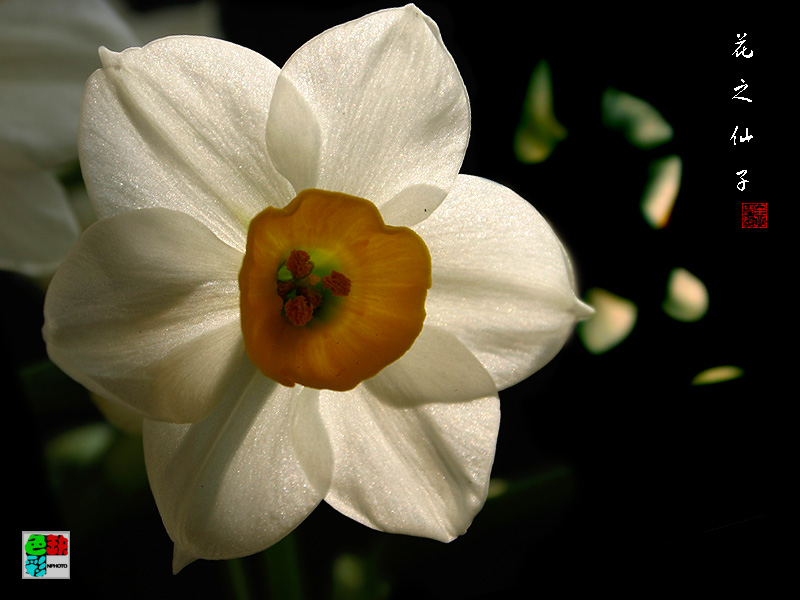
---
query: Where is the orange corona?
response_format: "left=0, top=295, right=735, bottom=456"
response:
left=239, top=189, right=431, bottom=391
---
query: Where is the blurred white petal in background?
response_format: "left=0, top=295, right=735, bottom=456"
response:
left=641, top=155, right=681, bottom=229
left=1, top=0, right=218, bottom=279
left=662, top=267, right=708, bottom=322
left=578, top=288, right=637, bottom=354
left=691, top=365, right=744, bottom=386
left=602, top=87, right=673, bottom=149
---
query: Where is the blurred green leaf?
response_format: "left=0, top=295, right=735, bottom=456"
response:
left=480, top=463, right=576, bottom=530
left=44, top=421, right=115, bottom=473
left=514, top=60, right=567, bottom=163
left=20, top=359, right=91, bottom=414
left=263, top=533, right=304, bottom=600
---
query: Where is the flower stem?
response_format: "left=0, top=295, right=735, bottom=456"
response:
left=226, top=558, right=252, bottom=600
left=262, top=533, right=304, bottom=600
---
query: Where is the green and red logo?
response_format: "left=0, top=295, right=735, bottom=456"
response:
left=22, top=532, right=70, bottom=578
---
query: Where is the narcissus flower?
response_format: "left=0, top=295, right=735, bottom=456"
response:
left=43, top=5, right=591, bottom=572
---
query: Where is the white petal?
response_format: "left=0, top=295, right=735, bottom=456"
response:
left=415, top=175, right=591, bottom=390
left=0, top=0, right=138, bottom=169
left=365, top=325, right=498, bottom=407
left=266, top=5, right=469, bottom=226
left=90, top=392, right=143, bottom=436
left=43, top=208, right=244, bottom=423
left=321, top=327, right=499, bottom=542
left=0, top=168, right=80, bottom=277
left=79, top=36, right=294, bottom=252
left=144, top=377, right=332, bottom=571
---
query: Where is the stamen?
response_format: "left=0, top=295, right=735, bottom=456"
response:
left=284, top=296, right=314, bottom=326
left=322, top=271, right=352, bottom=296
left=276, top=280, right=295, bottom=299
left=278, top=250, right=350, bottom=326
left=298, top=286, right=323, bottom=309
left=286, top=249, right=313, bottom=278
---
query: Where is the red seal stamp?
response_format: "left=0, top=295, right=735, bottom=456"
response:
left=741, top=203, right=766, bottom=228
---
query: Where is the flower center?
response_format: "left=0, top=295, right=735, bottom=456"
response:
left=277, top=249, right=353, bottom=327
left=239, top=189, right=431, bottom=391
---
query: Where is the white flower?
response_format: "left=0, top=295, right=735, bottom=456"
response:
left=0, top=0, right=218, bottom=279
left=0, top=0, right=138, bottom=277
left=43, top=5, right=591, bottom=572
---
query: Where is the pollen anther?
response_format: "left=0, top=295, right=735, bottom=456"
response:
left=278, top=250, right=350, bottom=326
left=284, top=296, right=314, bottom=326
left=286, top=249, right=313, bottom=278
left=322, top=271, right=352, bottom=297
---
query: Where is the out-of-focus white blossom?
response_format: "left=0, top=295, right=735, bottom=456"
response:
left=0, top=0, right=218, bottom=279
